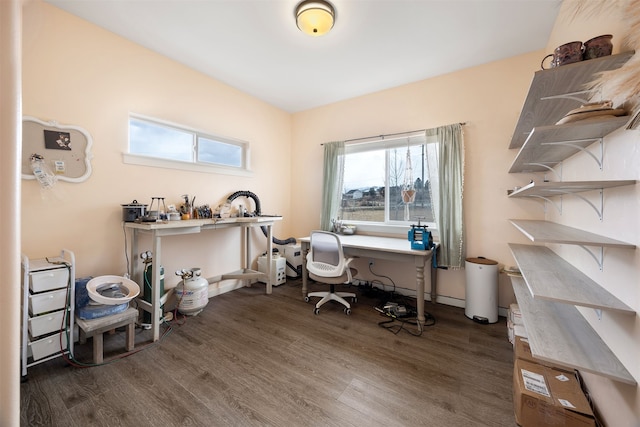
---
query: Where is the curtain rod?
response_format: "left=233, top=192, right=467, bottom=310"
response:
left=321, top=122, right=467, bottom=145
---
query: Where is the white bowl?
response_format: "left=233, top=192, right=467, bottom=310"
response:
left=340, top=225, right=356, bottom=235
left=86, top=275, right=140, bottom=305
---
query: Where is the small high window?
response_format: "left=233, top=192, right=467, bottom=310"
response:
left=124, top=115, right=251, bottom=176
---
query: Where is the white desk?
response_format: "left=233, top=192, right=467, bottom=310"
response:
left=299, top=234, right=435, bottom=326
left=126, top=216, right=282, bottom=341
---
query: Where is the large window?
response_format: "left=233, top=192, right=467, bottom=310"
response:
left=124, top=115, right=250, bottom=176
left=338, top=134, right=438, bottom=227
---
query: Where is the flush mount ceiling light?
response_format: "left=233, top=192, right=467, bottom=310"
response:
left=295, top=0, right=336, bottom=37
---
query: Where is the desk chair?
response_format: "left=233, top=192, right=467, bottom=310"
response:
left=305, top=230, right=357, bottom=315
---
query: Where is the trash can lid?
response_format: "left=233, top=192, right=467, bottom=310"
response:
left=466, top=257, right=498, bottom=265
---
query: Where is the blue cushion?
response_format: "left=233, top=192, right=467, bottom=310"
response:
left=75, top=277, right=131, bottom=320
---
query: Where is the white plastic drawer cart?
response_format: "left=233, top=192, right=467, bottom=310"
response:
left=21, top=249, right=75, bottom=377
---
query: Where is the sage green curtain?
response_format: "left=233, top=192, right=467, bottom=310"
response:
left=427, top=124, right=465, bottom=269
left=320, top=141, right=345, bottom=231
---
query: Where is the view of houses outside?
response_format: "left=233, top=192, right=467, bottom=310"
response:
left=338, top=146, right=434, bottom=223
left=339, top=179, right=433, bottom=222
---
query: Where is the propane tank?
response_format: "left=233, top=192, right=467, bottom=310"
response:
left=174, top=268, right=209, bottom=316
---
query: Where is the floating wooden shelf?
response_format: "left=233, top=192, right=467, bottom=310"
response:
left=509, top=180, right=636, bottom=198
left=509, top=220, right=635, bottom=249
left=509, top=52, right=634, bottom=149
left=509, top=116, right=630, bottom=173
left=509, top=243, right=635, bottom=314
left=511, top=276, right=636, bottom=385
left=507, top=51, right=637, bottom=389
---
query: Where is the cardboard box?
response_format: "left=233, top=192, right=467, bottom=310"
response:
left=513, top=358, right=595, bottom=427
left=514, top=335, right=536, bottom=364
left=514, top=336, right=551, bottom=365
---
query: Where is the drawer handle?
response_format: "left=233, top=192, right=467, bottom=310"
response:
left=48, top=295, right=54, bottom=299
left=46, top=316, right=53, bottom=321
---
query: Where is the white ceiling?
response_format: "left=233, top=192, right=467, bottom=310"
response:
left=45, top=0, right=562, bottom=113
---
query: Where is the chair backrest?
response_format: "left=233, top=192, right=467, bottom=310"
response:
left=306, top=231, right=347, bottom=278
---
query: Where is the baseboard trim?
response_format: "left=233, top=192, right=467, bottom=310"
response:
left=433, top=294, right=465, bottom=308
left=207, top=280, right=246, bottom=298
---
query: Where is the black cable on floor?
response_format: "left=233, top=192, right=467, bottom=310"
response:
left=376, top=310, right=436, bottom=337
left=361, top=275, right=436, bottom=337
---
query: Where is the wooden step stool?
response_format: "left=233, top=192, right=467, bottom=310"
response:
left=75, top=307, right=138, bottom=364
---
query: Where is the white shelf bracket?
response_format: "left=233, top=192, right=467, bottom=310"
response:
left=547, top=189, right=604, bottom=221
left=540, top=89, right=592, bottom=104
left=524, top=162, right=562, bottom=180
left=578, top=245, right=604, bottom=270
left=541, top=138, right=603, bottom=170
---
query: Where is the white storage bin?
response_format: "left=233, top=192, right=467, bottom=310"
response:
left=284, top=244, right=302, bottom=277
left=29, top=268, right=69, bottom=292
left=29, top=289, right=68, bottom=315
left=465, top=257, right=499, bottom=323
left=29, top=331, right=67, bottom=361
left=258, top=255, right=286, bottom=286
left=28, top=310, right=66, bottom=337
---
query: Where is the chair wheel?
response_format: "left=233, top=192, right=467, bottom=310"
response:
left=344, top=308, right=351, bottom=315
left=352, top=297, right=358, bottom=303
left=304, top=296, right=310, bottom=303
left=314, top=307, right=320, bottom=315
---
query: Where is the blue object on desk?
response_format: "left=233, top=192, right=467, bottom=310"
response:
left=408, top=224, right=434, bottom=251
left=408, top=223, right=439, bottom=269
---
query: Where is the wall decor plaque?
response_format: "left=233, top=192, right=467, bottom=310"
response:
left=22, top=116, right=93, bottom=183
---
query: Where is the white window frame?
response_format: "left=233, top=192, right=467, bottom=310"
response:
left=123, top=114, right=252, bottom=177
left=339, top=133, right=438, bottom=236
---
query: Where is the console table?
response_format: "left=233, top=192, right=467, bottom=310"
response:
left=125, top=216, right=282, bottom=341
left=299, top=234, right=435, bottom=326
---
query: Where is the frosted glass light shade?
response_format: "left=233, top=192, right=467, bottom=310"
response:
left=295, top=0, right=335, bottom=36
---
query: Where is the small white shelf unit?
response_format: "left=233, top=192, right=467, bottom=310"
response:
left=21, top=250, right=75, bottom=377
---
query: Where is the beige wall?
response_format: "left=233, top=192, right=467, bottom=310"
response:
left=21, top=1, right=294, bottom=287
left=291, top=51, right=543, bottom=305
left=9, top=0, right=638, bottom=425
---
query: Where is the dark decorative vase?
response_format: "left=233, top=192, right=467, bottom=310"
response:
left=583, top=34, right=613, bottom=60
left=541, top=41, right=583, bottom=69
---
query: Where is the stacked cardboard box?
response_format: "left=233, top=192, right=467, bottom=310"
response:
left=513, top=336, right=596, bottom=426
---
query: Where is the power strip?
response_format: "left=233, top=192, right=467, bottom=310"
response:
left=375, top=304, right=409, bottom=318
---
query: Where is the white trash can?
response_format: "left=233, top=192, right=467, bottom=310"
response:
left=465, top=257, right=499, bottom=324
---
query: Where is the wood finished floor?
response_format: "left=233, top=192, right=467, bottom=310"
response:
left=21, top=279, right=516, bottom=426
